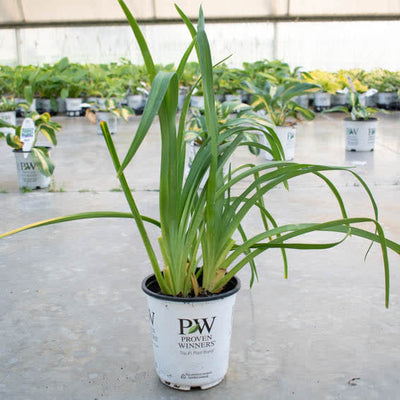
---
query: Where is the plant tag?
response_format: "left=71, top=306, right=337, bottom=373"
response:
left=20, top=117, right=35, bottom=153
left=365, top=88, right=378, bottom=97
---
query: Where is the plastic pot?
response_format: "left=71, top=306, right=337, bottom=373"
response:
left=260, top=125, right=296, bottom=161
left=97, top=112, right=117, bottom=135
left=314, top=92, right=332, bottom=112
left=345, top=118, right=377, bottom=152
left=13, top=149, right=52, bottom=189
left=142, top=273, right=240, bottom=391
left=65, top=98, right=83, bottom=117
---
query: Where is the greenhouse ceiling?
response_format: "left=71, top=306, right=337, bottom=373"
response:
left=2, top=0, right=400, bottom=27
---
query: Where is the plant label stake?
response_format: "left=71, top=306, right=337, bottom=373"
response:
left=20, top=118, right=35, bottom=155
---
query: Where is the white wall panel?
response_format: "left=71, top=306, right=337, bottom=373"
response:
left=154, top=0, right=287, bottom=19
left=0, top=29, right=17, bottom=64
left=276, top=20, right=400, bottom=71
left=290, top=0, right=400, bottom=16
left=19, top=0, right=154, bottom=22
left=0, top=0, right=23, bottom=23
left=2, top=19, right=400, bottom=71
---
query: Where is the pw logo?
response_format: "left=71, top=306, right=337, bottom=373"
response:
left=20, top=162, right=36, bottom=171
left=347, top=128, right=359, bottom=136
left=179, top=317, right=216, bottom=335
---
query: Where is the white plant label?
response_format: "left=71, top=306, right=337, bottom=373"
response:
left=20, top=117, right=35, bottom=153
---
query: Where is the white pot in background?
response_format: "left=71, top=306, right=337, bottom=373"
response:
left=65, top=98, right=82, bottom=117
left=224, top=94, right=241, bottom=102
left=377, top=92, right=395, bottom=110
left=295, top=94, right=310, bottom=109
left=14, top=150, right=52, bottom=189
left=142, top=273, right=240, bottom=391
left=190, top=95, right=205, bottom=109
left=332, top=92, right=348, bottom=107
left=365, top=93, right=378, bottom=108
left=85, top=96, right=99, bottom=105
left=127, top=94, right=146, bottom=112
left=57, top=97, right=66, bottom=113
left=36, top=98, right=52, bottom=113
left=260, top=125, right=296, bottom=161
left=314, top=92, right=331, bottom=112
left=178, top=87, right=189, bottom=110
left=345, top=118, right=377, bottom=152
left=0, top=110, right=16, bottom=135
left=97, top=112, right=117, bottom=135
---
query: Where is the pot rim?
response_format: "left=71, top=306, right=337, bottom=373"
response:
left=142, top=273, right=240, bottom=303
left=13, top=146, right=51, bottom=154
left=344, top=117, right=378, bottom=122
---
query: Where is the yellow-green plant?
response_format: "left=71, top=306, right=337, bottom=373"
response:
left=305, top=69, right=341, bottom=94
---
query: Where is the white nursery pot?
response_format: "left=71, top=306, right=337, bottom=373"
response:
left=0, top=111, right=16, bottom=135
left=224, top=94, right=241, bottom=102
left=36, top=98, right=52, bottom=113
left=377, top=92, right=395, bottom=110
left=295, top=94, right=309, bottom=109
left=127, top=94, right=146, bottom=111
left=345, top=118, right=377, bottom=152
left=178, top=87, right=189, bottom=110
left=332, top=92, right=347, bottom=106
left=97, top=112, right=117, bottom=135
left=260, top=125, right=296, bottom=161
left=65, top=98, right=82, bottom=116
left=190, top=95, right=205, bottom=108
left=314, top=92, right=331, bottom=112
left=14, top=150, right=52, bottom=189
left=57, top=97, right=66, bottom=113
left=142, top=274, right=240, bottom=391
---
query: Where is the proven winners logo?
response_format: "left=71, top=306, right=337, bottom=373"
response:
left=178, top=317, right=217, bottom=354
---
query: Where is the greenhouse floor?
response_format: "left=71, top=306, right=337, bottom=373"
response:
left=1, top=112, right=400, bottom=400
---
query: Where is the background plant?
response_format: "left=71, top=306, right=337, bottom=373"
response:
left=0, top=111, right=61, bottom=176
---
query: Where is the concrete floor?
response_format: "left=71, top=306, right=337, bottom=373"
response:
left=1, top=112, right=400, bottom=399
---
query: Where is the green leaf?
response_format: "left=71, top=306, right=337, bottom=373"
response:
left=30, top=147, right=54, bottom=177
left=118, top=71, right=175, bottom=175
left=188, top=324, right=199, bottom=334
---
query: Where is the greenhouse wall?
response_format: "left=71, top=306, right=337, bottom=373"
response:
left=1, top=0, right=400, bottom=70
left=1, top=20, right=400, bottom=71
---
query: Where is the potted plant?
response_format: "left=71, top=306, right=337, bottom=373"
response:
left=325, top=79, right=385, bottom=152
left=215, top=66, right=246, bottom=102
left=85, top=97, right=132, bottom=135
left=59, top=61, right=89, bottom=116
left=0, top=110, right=61, bottom=189
left=0, top=96, right=17, bottom=136
left=1, top=0, right=399, bottom=391
left=364, top=69, right=400, bottom=110
left=334, top=69, right=369, bottom=107
left=185, top=98, right=272, bottom=187
left=241, top=77, right=319, bottom=160
left=305, top=70, right=341, bottom=112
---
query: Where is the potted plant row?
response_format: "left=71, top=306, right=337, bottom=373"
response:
left=3, top=60, right=400, bottom=115
left=1, top=0, right=400, bottom=391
